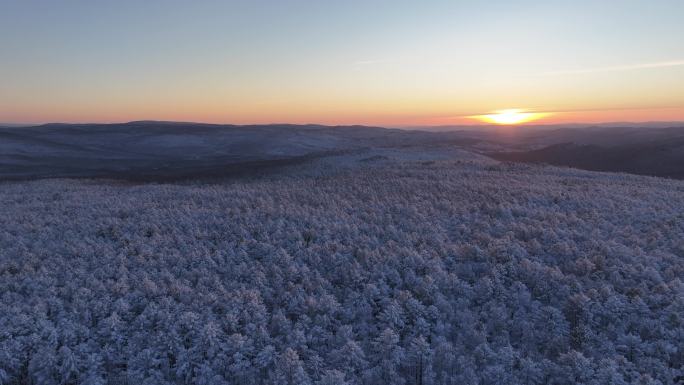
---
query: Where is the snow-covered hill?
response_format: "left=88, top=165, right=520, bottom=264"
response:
left=0, top=122, right=470, bottom=181
left=3, top=121, right=684, bottom=181
left=1, top=154, right=682, bottom=384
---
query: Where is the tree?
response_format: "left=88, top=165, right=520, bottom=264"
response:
left=318, top=369, right=349, bottom=385
left=409, top=336, right=433, bottom=385
left=275, top=348, right=310, bottom=385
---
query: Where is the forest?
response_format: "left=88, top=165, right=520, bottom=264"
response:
left=1, top=156, right=683, bottom=384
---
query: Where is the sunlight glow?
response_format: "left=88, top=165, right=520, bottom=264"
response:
left=473, top=109, right=549, bottom=125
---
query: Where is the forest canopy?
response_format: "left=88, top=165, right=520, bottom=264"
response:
left=1, top=157, right=683, bottom=384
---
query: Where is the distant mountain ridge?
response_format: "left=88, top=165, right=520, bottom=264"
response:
left=0, top=121, right=472, bottom=181
left=2, top=121, right=684, bottom=180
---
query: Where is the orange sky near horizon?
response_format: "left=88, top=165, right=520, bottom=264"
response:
left=5, top=104, right=683, bottom=127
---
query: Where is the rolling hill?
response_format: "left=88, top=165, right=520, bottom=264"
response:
left=0, top=121, right=477, bottom=181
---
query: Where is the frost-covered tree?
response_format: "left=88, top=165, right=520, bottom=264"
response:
left=1, top=155, right=682, bottom=384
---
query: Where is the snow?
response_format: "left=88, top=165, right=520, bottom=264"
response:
left=1, top=155, right=682, bottom=384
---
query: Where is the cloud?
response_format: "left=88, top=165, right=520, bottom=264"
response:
left=353, top=59, right=392, bottom=66
left=438, top=105, right=683, bottom=122
left=543, top=59, right=684, bottom=76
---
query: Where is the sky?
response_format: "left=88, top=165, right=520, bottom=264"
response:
left=2, top=0, right=684, bottom=126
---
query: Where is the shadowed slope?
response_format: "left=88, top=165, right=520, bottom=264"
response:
left=0, top=121, right=475, bottom=181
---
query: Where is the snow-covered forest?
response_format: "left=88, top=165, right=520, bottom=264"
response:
left=1, top=156, right=683, bottom=384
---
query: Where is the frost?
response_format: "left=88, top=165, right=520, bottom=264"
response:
left=0, top=158, right=682, bottom=384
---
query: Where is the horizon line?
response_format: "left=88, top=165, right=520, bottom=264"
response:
left=3, top=119, right=684, bottom=129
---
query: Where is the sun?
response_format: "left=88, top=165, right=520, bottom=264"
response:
left=473, top=109, right=548, bottom=125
